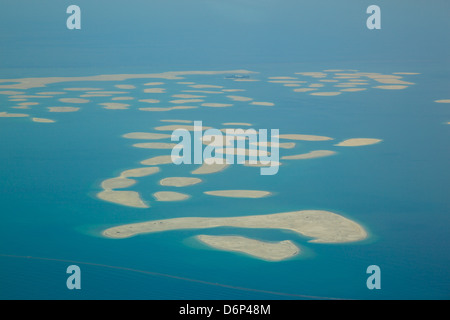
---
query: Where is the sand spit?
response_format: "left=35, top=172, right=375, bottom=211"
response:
left=373, top=85, right=408, bottom=90
left=282, top=150, right=336, bottom=160
left=204, top=190, right=271, bottom=198
left=293, top=88, right=317, bottom=92
left=250, top=101, right=275, bottom=106
left=340, top=88, right=367, bottom=92
left=144, top=88, right=166, bottom=93
left=47, top=107, right=80, bottom=112
left=139, top=99, right=160, bottom=103
left=32, top=117, right=55, bottom=123
left=335, top=138, right=382, bottom=147
left=226, top=95, right=253, bottom=102
left=132, top=142, right=177, bottom=149
left=159, top=177, right=202, bottom=187
left=122, top=132, right=171, bottom=140
left=140, top=155, right=175, bottom=166
left=144, top=82, right=165, bottom=86
left=196, top=235, right=299, bottom=261
left=103, top=210, right=368, bottom=243
left=97, top=190, right=148, bottom=208
left=59, top=98, right=90, bottom=103
left=434, top=99, right=450, bottom=103
left=191, top=163, right=229, bottom=175
left=278, top=134, right=333, bottom=141
left=0, top=112, right=29, bottom=117
left=310, top=92, right=341, bottom=96
left=153, top=191, right=190, bottom=202
left=115, top=84, right=136, bottom=89
left=201, top=103, right=233, bottom=108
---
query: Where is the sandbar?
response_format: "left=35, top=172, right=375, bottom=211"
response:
left=112, top=97, right=134, bottom=101
left=281, top=150, right=336, bottom=160
left=139, top=99, right=160, bottom=103
left=153, top=191, right=190, bottom=202
left=170, top=99, right=204, bottom=104
left=102, top=210, right=368, bottom=243
left=144, top=88, right=166, bottom=93
left=335, top=138, right=382, bottom=147
left=32, top=117, right=55, bottom=123
left=340, top=88, right=367, bottom=92
left=196, top=235, right=299, bottom=261
left=159, top=177, right=202, bottom=187
left=144, top=82, right=165, bottom=86
left=64, top=88, right=102, bottom=91
left=189, top=84, right=223, bottom=89
left=191, top=163, right=229, bottom=174
left=122, top=132, right=171, bottom=140
left=99, top=102, right=130, bottom=109
left=97, top=190, right=148, bottom=208
left=172, top=94, right=205, bottom=99
left=120, top=167, right=160, bottom=178
left=59, top=98, right=90, bottom=103
left=0, top=112, right=29, bottom=117
left=101, top=177, right=136, bottom=190
left=278, top=134, right=333, bottom=141
left=204, top=190, right=271, bottom=198
left=226, top=95, right=253, bottom=101
left=310, top=92, right=341, bottom=96
left=140, top=155, right=175, bottom=165
left=201, top=103, right=233, bottom=108
left=373, top=85, right=408, bottom=90
left=293, top=88, right=317, bottom=92
left=47, top=107, right=79, bottom=112
left=132, top=142, right=177, bottom=149
left=434, top=99, right=450, bottom=103
left=115, top=84, right=136, bottom=89
left=250, top=101, right=275, bottom=106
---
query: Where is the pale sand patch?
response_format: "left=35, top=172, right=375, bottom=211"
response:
left=243, top=160, right=281, bottom=167
left=372, top=78, right=414, bottom=85
left=0, top=112, right=29, bottom=117
left=202, top=135, right=247, bottom=147
left=204, top=190, right=271, bottom=198
left=132, top=142, right=177, bottom=149
left=293, top=88, right=317, bottom=92
left=373, top=85, right=408, bottom=90
left=103, top=210, right=367, bottom=243
left=120, top=167, right=160, bottom=178
left=295, top=72, right=327, bottom=77
left=172, top=94, right=205, bottom=99
left=177, top=82, right=195, bottom=85
left=319, top=79, right=339, bottom=82
left=36, top=92, right=66, bottom=95
left=112, top=97, right=134, bottom=101
left=32, top=118, right=55, bottom=123
left=310, top=92, right=342, bottom=96
left=434, top=99, right=450, bottom=103
left=64, top=88, right=102, bottom=91
left=97, top=190, right=148, bottom=208
left=115, top=84, right=136, bottom=89
left=222, top=122, right=252, bottom=126
left=268, top=76, right=298, bottom=80
left=86, top=91, right=128, bottom=95
left=12, top=95, right=52, bottom=99
left=169, top=99, right=204, bottom=104
left=250, top=101, right=275, bottom=106
left=182, top=90, right=224, bottom=94
left=191, top=163, right=229, bottom=175
left=196, top=235, right=299, bottom=261
left=144, top=88, right=166, bottom=93
left=189, top=84, right=223, bottom=89
left=80, top=94, right=112, bottom=98
left=153, top=191, right=190, bottom=202
left=139, top=99, right=160, bottom=103
left=201, top=103, right=233, bottom=108
left=99, top=102, right=130, bottom=109
left=47, top=107, right=79, bottom=112
left=171, top=106, right=198, bottom=110
left=154, top=124, right=212, bottom=131
left=268, top=80, right=306, bottom=83
left=226, top=95, right=253, bottom=101
left=233, top=78, right=259, bottom=82
left=139, top=107, right=173, bottom=112
left=393, top=72, right=420, bottom=75
left=101, top=178, right=136, bottom=190
left=9, top=99, right=27, bottom=102
left=309, top=83, right=324, bottom=88
left=222, top=89, right=245, bottom=92
left=11, top=106, right=30, bottom=109
left=278, top=134, right=333, bottom=141
left=215, top=148, right=270, bottom=156
left=159, top=177, right=202, bottom=187
left=160, top=119, right=193, bottom=123
left=283, top=84, right=301, bottom=87
left=140, top=155, right=174, bottom=166
left=0, top=91, right=25, bottom=95
left=144, top=82, right=165, bottom=86
left=340, top=88, right=367, bottom=92
left=122, top=132, right=171, bottom=140
left=59, top=98, right=90, bottom=104
left=334, top=84, right=358, bottom=87
left=250, top=141, right=296, bottom=149
left=281, top=150, right=336, bottom=160
left=335, top=138, right=382, bottom=147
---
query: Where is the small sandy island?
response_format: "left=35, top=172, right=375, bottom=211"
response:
left=97, top=190, right=148, bottom=208
left=191, top=163, right=229, bottom=175
left=160, top=177, right=202, bottom=187
left=122, top=132, right=171, bottom=140
left=282, top=150, right=336, bottom=160
left=32, top=118, right=56, bottom=123
left=141, top=155, right=175, bottom=165
left=0, top=112, right=29, bottom=117
left=278, top=134, right=333, bottom=141
left=204, top=190, right=271, bottom=198
left=196, top=235, right=300, bottom=261
left=47, top=107, right=79, bottom=112
left=102, top=210, right=368, bottom=243
left=153, top=191, right=190, bottom=202
left=434, top=99, right=450, bottom=103
left=335, top=138, right=382, bottom=147
left=132, top=142, right=177, bottom=149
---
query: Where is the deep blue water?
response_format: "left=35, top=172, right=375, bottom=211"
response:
left=0, top=1, right=449, bottom=300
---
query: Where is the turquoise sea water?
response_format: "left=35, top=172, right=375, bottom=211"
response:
left=1, top=1, right=449, bottom=300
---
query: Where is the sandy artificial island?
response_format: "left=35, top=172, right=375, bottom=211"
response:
left=103, top=210, right=368, bottom=243
left=153, top=191, right=190, bottom=202
left=335, top=138, right=382, bottom=147
left=204, top=190, right=271, bottom=198
left=196, top=235, right=300, bottom=261
left=159, top=177, right=202, bottom=187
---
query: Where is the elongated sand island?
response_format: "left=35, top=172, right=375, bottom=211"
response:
left=196, top=235, right=300, bottom=261
left=103, top=210, right=367, bottom=243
